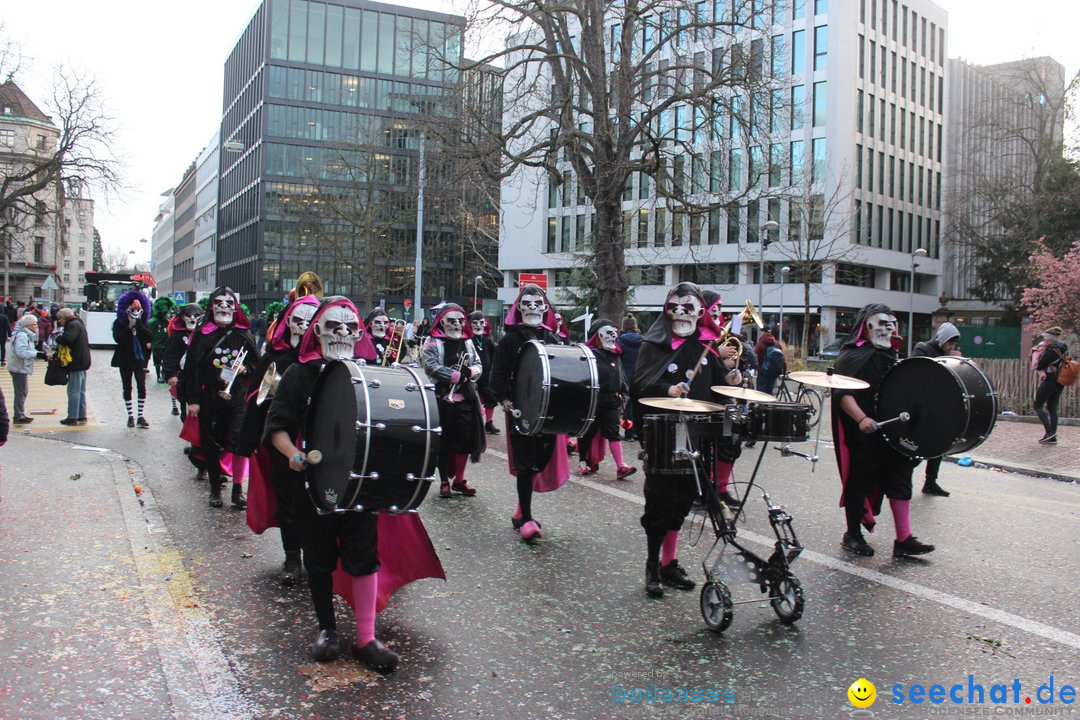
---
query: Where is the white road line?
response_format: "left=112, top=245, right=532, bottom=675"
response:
left=490, top=450, right=1080, bottom=651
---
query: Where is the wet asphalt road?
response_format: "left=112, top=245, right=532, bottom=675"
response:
left=26, top=352, right=1080, bottom=719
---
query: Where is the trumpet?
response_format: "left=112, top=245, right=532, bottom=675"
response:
left=445, top=354, right=470, bottom=401
left=381, top=319, right=408, bottom=366
left=685, top=299, right=760, bottom=389
left=255, top=361, right=281, bottom=406
left=218, top=347, right=249, bottom=401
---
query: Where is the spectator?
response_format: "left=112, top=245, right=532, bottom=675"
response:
left=0, top=309, right=10, bottom=365
left=1032, top=326, right=1069, bottom=445
left=415, top=316, right=431, bottom=340
left=37, top=310, right=53, bottom=351
left=0, top=384, right=9, bottom=446
left=55, top=308, right=91, bottom=426
left=756, top=334, right=786, bottom=394
left=250, top=310, right=266, bottom=352
left=912, top=322, right=963, bottom=496
left=754, top=325, right=778, bottom=366
left=618, top=314, right=644, bottom=441
left=4, top=300, right=15, bottom=325
left=15, top=301, right=26, bottom=318
left=9, top=314, right=39, bottom=425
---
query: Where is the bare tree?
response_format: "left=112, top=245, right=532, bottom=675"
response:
left=450, top=0, right=787, bottom=322
left=101, top=244, right=129, bottom=272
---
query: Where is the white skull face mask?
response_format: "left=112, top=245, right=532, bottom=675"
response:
left=369, top=316, right=389, bottom=339
left=287, top=303, right=316, bottom=349
left=709, top=303, right=722, bottom=325
left=518, top=292, right=548, bottom=327
left=864, top=312, right=898, bottom=350
left=598, top=325, right=619, bottom=352
left=127, top=304, right=143, bottom=322
left=470, top=318, right=487, bottom=336
left=314, top=305, right=361, bottom=361
left=212, top=293, right=236, bottom=327
left=666, top=295, right=704, bottom=337
left=440, top=311, right=466, bottom=340
left=183, top=312, right=202, bottom=331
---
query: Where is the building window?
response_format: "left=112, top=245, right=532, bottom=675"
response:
left=813, top=26, right=827, bottom=70
left=546, top=218, right=557, bottom=253
left=628, top=265, right=665, bottom=286
left=78, top=246, right=86, bottom=256
left=680, top=263, right=738, bottom=285
left=836, top=263, right=875, bottom=288
left=78, top=260, right=85, bottom=269
left=64, top=259, right=71, bottom=269
left=638, top=209, right=650, bottom=248
left=655, top=208, right=666, bottom=247
left=561, top=215, right=572, bottom=252
left=791, top=85, right=805, bottom=129
left=812, top=81, right=826, bottom=126
left=811, top=138, right=826, bottom=184
left=0, top=129, right=13, bottom=147
left=791, top=30, right=805, bottom=75
left=64, top=273, right=70, bottom=283
left=34, top=237, right=45, bottom=263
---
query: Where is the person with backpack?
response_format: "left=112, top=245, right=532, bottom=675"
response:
left=913, top=322, right=962, bottom=495
left=1033, top=326, right=1069, bottom=445
left=756, top=334, right=786, bottom=395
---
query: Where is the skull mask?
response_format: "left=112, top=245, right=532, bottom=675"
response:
left=369, top=316, right=389, bottom=339
left=864, top=312, right=898, bottom=350
left=666, top=295, right=704, bottom=338
left=182, top=309, right=203, bottom=331
left=127, top=301, right=143, bottom=323
left=440, top=311, right=466, bottom=340
left=212, top=293, right=236, bottom=327
left=598, top=325, right=619, bottom=352
left=314, top=305, right=361, bottom=361
left=709, top=303, right=723, bottom=326
left=470, top=317, right=487, bottom=336
left=287, top=303, right=317, bottom=349
left=518, top=292, right=548, bottom=328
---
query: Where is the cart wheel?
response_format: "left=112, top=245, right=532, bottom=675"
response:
left=770, top=575, right=804, bottom=624
left=700, top=581, right=734, bottom=633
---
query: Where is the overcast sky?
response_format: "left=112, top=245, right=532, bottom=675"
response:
left=4, top=0, right=1078, bottom=268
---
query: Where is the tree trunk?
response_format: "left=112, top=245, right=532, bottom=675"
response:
left=592, top=197, right=628, bottom=324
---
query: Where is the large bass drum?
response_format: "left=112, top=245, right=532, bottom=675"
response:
left=876, top=356, right=997, bottom=459
left=512, top=340, right=599, bottom=437
left=304, top=360, right=440, bottom=514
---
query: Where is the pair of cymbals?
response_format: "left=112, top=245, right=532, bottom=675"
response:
left=638, top=386, right=776, bottom=412
left=788, top=370, right=869, bottom=390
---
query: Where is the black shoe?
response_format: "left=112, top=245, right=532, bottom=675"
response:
left=352, top=639, right=399, bottom=674
left=659, top=559, right=696, bottom=590
left=279, top=551, right=302, bottom=586
left=59, top=417, right=79, bottom=426
left=312, top=628, right=341, bottom=662
left=171, top=406, right=180, bottom=416
left=127, top=416, right=135, bottom=428
left=719, top=490, right=743, bottom=508
left=894, top=536, right=935, bottom=557
left=922, top=481, right=950, bottom=497
left=12, top=417, right=33, bottom=425
left=744, top=439, right=757, bottom=448
left=209, top=484, right=224, bottom=508
left=1039, top=434, right=1057, bottom=444
left=137, top=416, right=149, bottom=429
left=197, top=469, right=209, bottom=482
left=644, top=561, right=664, bottom=598
left=842, top=532, right=875, bottom=556
left=231, top=484, right=247, bottom=509
left=484, top=421, right=501, bottom=435
left=77, top=417, right=87, bottom=425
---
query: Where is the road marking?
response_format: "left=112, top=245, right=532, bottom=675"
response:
left=488, top=449, right=1080, bottom=651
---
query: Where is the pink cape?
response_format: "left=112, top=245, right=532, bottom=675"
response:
left=244, top=469, right=445, bottom=613
left=585, top=433, right=607, bottom=468
left=835, top=420, right=881, bottom=531
left=503, top=411, right=570, bottom=493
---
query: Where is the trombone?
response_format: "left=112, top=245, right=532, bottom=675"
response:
left=686, top=300, right=763, bottom=387
left=382, top=319, right=408, bottom=366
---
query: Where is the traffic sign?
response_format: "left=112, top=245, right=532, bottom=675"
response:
left=41, top=275, right=59, bottom=291
left=173, top=291, right=186, bottom=303
left=518, top=273, right=548, bottom=291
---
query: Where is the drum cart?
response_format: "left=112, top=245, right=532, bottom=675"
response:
left=695, top=438, right=806, bottom=633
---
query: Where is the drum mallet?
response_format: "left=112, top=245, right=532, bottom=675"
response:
left=305, top=450, right=323, bottom=466
left=872, top=412, right=910, bottom=430
left=779, top=445, right=819, bottom=463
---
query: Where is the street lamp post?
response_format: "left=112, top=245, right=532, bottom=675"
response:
left=779, top=266, right=790, bottom=343
left=413, top=129, right=426, bottom=322
left=908, top=247, right=927, bottom=356
left=759, top=220, right=780, bottom=327
left=473, top=275, right=482, bottom=312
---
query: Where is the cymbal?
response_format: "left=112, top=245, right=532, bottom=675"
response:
left=789, top=370, right=869, bottom=390
left=747, top=308, right=764, bottom=329
left=638, top=396, right=726, bottom=413
left=711, top=386, right=777, bottom=403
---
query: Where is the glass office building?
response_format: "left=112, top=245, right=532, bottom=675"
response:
left=219, top=0, right=470, bottom=310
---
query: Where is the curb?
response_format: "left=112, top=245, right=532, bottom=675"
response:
left=944, top=453, right=1080, bottom=484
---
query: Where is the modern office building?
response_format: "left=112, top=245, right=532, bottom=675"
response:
left=193, top=131, right=220, bottom=295
left=61, top=196, right=95, bottom=304
left=150, top=188, right=175, bottom=297
left=498, top=0, right=948, bottom=347
left=942, top=55, right=1066, bottom=321
left=172, top=162, right=197, bottom=295
left=218, top=0, right=478, bottom=312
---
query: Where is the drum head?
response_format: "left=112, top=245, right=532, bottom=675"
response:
left=512, top=340, right=547, bottom=434
left=877, top=357, right=965, bottom=459
left=305, top=360, right=359, bottom=513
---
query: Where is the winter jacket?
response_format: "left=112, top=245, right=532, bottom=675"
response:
left=1037, top=340, right=1070, bottom=385
left=0, top=313, right=10, bottom=343
left=913, top=322, right=960, bottom=359
left=111, top=318, right=153, bottom=369
left=57, top=317, right=92, bottom=371
left=7, top=326, right=38, bottom=375
left=618, top=331, right=644, bottom=386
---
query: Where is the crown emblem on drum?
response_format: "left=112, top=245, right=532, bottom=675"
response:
left=388, top=399, right=405, bottom=410
left=325, top=488, right=338, bottom=505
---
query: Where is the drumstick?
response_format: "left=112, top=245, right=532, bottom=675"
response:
left=306, top=450, right=323, bottom=465
left=873, top=412, right=910, bottom=429
left=683, top=338, right=720, bottom=394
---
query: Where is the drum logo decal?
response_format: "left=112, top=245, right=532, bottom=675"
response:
left=388, top=399, right=406, bottom=410
left=325, top=488, right=338, bottom=505
left=898, top=437, right=919, bottom=453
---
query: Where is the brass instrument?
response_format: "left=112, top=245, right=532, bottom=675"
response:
left=381, top=319, right=408, bottom=366
left=445, top=353, right=470, bottom=402
left=684, top=299, right=762, bottom=391
left=218, top=347, right=249, bottom=401
left=256, top=361, right=281, bottom=405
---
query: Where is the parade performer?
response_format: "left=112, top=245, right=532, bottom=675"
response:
left=554, top=312, right=571, bottom=341
left=469, top=311, right=500, bottom=435
left=182, top=286, right=257, bottom=509
left=490, top=284, right=566, bottom=541
left=365, top=308, right=395, bottom=366
left=265, top=296, right=442, bottom=673
left=702, top=290, right=746, bottom=505
left=239, top=296, right=319, bottom=585
left=164, top=303, right=203, bottom=418
left=832, top=304, right=934, bottom=558
left=111, top=290, right=153, bottom=428
left=577, top=319, right=636, bottom=479
left=149, top=296, right=176, bottom=384
left=631, top=282, right=741, bottom=597
left=421, top=304, right=485, bottom=498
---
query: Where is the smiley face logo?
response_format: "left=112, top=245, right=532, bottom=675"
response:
left=847, top=678, right=876, bottom=708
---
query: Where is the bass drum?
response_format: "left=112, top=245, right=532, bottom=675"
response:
left=512, top=340, right=599, bottom=437
left=876, top=356, right=997, bottom=459
left=305, top=360, right=440, bottom=514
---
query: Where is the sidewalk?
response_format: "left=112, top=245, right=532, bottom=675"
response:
left=956, top=416, right=1080, bottom=483
left=0, top=358, right=102, bottom=431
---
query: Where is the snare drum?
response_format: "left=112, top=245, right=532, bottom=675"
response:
left=512, top=340, right=599, bottom=437
left=305, top=360, right=440, bottom=514
left=641, top=413, right=744, bottom=476
left=876, top=356, right=996, bottom=459
left=747, top=403, right=811, bottom=442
